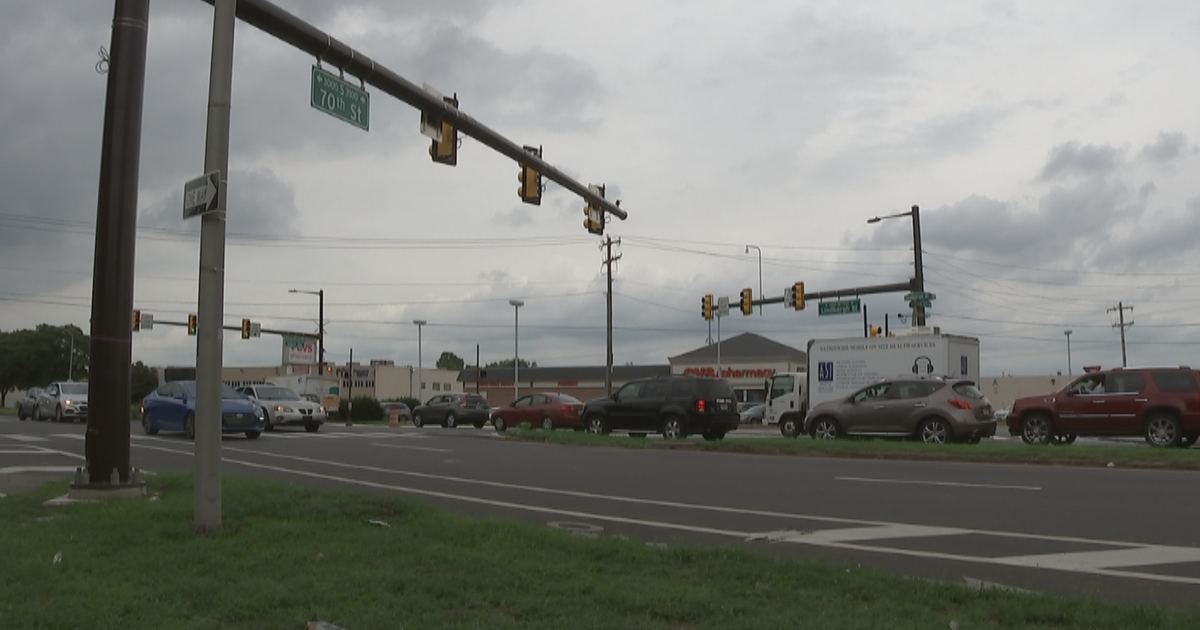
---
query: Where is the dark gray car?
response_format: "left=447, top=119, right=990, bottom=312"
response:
left=17, top=387, right=43, bottom=421
left=412, top=393, right=490, bottom=428
left=803, top=376, right=996, bottom=444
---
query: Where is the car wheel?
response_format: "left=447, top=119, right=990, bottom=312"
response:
left=304, top=423, right=320, bottom=433
left=1052, top=433, right=1077, bottom=445
left=661, top=416, right=686, bottom=439
left=245, top=431, right=261, bottom=439
left=33, top=407, right=41, bottom=422
left=18, top=408, right=27, bottom=421
left=1181, top=433, right=1198, bottom=447
left=541, top=416, right=555, bottom=431
left=262, top=407, right=274, bottom=432
left=1144, top=413, right=1182, bottom=447
left=141, top=411, right=158, bottom=436
left=918, top=418, right=952, bottom=444
left=1020, top=414, right=1053, bottom=445
left=585, top=415, right=608, bottom=435
left=56, top=405, right=64, bottom=423
left=493, top=416, right=507, bottom=432
left=412, top=413, right=424, bottom=428
left=702, top=431, right=726, bottom=441
left=780, top=416, right=801, bottom=438
left=444, top=412, right=458, bottom=428
left=184, top=412, right=196, bottom=440
left=809, top=416, right=841, bottom=440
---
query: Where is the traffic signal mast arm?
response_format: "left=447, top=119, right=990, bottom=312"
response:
left=136, top=318, right=317, bottom=340
left=754, top=280, right=916, bottom=309
left=204, top=0, right=627, bottom=224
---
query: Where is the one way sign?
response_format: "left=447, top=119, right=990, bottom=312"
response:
left=182, top=170, right=221, bottom=219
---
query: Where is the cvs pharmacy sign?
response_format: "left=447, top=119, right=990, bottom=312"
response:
left=683, top=366, right=776, bottom=379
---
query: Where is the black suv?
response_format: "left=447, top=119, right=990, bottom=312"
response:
left=412, top=393, right=491, bottom=428
left=1007, top=366, right=1200, bottom=447
left=581, top=375, right=739, bottom=440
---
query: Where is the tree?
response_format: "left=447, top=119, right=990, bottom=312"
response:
left=0, top=325, right=90, bottom=405
left=130, top=361, right=159, bottom=403
left=436, top=351, right=465, bottom=371
left=484, top=358, right=537, bottom=369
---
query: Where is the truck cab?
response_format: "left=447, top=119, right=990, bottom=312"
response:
left=765, top=372, right=807, bottom=437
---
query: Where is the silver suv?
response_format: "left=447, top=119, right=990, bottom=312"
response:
left=37, top=381, right=89, bottom=423
left=803, top=376, right=996, bottom=444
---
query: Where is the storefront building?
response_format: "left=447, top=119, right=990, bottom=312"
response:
left=668, top=333, right=807, bottom=404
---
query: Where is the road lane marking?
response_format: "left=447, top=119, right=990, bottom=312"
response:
left=1, top=434, right=48, bottom=442
left=371, top=442, right=452, bottom=453
left=835, top=476, right=1042, bottom=491
left=998, top=546, right=1200, bottom=570
left=0, top=466, right=79, bottom=474
left=126, top=441, right=1200, bottom=587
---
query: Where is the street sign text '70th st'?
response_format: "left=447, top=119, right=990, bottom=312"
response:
left=182, top=170, right=220, bottom=220
left=311, top=65, right=370, bottom=131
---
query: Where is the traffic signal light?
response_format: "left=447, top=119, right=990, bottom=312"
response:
left=869, top=325, right=882, bottom=337
left=241, top=318, right=251, bottom=340
left=132, top=309, right=141, bottom=332
left=584, top=183, right=605, bottom=235
left=517, top=145, right=542, bottom=205
left=740, top=288, right=753, bottom=315
left=428, top=94, right=458, bottom=165
left=702, top=294, right=713, bottom=320
left=187, top=313, right=197, bottom=336
left=793, top=281, right=805, bottom=311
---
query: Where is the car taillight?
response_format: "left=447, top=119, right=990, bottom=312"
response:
left=560, top=405, right=573, bottom=414
left=695, top=399, right=706, bottom=413
left=948, top=399, right=972, bottom=410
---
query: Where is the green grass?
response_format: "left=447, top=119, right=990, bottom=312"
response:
left=1, top=474, right=1194, bottom=629
left=504, top=428, right=1200, bottom=470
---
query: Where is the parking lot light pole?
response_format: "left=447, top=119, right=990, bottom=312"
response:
left=509, top=300, right=524, bottom=400
left=745, top=245, right=762, bottom=316
left=1064, top=329, right=1073, bottom=375
left=64, top=328, right=74, bottom=380
left=867, top=205, right=925, bottom=327
left=288, top=288, right=324, bottom=375
left=413, top=320, right=426, bottom=401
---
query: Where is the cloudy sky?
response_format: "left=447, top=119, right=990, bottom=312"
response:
left=2, top=0, right=1199, bottom=378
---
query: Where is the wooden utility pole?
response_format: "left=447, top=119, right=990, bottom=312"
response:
left=1108, top=302, right=1134, bottom=367
left=603, top=236, right=621, bottom=395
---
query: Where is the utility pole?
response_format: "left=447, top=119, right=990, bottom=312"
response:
left=1108, top=302, right=1134, bottom=367
left=602, top=236, right=621, bottom=395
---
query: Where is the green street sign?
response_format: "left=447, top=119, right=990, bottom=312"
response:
left=903, top=291, right=936, bottom=301
left=818, top=299, right=862, bottom=316
left=310, top=65, right=370, bottom=131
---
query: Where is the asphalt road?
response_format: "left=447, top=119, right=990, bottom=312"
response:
left=3, top=414, right=1198, bottom=606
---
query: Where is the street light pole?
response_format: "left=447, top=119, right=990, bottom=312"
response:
left=412, top=320, right=426, bottom=401
left=867, top=205, right=926, bottom=327
left=64, top=328, right=74, bottom=381
left=745, top=245, right=762, bottom=316
left=509, top=299, right=524, bottom=401
left=289, top=288, right=325, bottom=375
left=1064, top=329, right=1073, bottom=376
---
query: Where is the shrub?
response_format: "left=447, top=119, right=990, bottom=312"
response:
left=339, top=396, right=383, bottom=421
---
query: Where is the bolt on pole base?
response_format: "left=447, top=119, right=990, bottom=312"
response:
left=67, top=467, right=147, bottom=500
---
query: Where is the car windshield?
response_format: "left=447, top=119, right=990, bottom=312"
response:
left=181, top=382, right=244, bottom=399
left=60, top=383, right=88, bottom=395
left=256, top=386, right=301, bottom=400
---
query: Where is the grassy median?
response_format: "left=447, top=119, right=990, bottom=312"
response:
left=2, top=474, right=1197, bottom=629
left=502, top=427, right=1200, bottom=470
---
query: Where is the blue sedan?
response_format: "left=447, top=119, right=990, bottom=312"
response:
left=141, top=380, right=264, bottom=439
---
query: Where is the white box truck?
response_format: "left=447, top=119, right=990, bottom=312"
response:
left=266, top=374, right=341, bottom=412
left=806, top=333, right=981, bottom=410
left=764, top=371, right=808, bottom=436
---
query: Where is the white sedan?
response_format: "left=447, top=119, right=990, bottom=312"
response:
left=237, top=384, right=326, bottom=433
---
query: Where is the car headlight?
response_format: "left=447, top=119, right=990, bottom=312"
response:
left=255, top=408, right=265, bottom=419
left=318, top=406, right=325, bottom=413
left=64, top=399, right=73, bottom=405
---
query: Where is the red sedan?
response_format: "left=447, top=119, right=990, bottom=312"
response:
left=491, top=392, right=584, bottom=431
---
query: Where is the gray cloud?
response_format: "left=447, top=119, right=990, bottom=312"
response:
left=1137, top=131, right=1187, bottom=166
left=1038, top=142, right=1126, bottom=181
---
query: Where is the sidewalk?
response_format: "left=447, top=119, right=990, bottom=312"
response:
left=0, top=468, right=74, bottom=497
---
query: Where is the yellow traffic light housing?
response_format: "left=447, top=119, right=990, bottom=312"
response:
left=187, top=313, right=197, bottom=336
left=740, top=288, right=753, bottom=315
left=793, top=281, right=805, bottom=311
left=702, top=294, right=713, bottom=321
left=869, top=325, right=881, bottom=338
left=241, top=318, right=251, bottom=340
left=132, top=309, right=141, bottom=332
left=584, top=183, right=605, bottom=235
left=517, top=145, right=542, bottom=205
left=428, top=94, right=459, bottom=166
